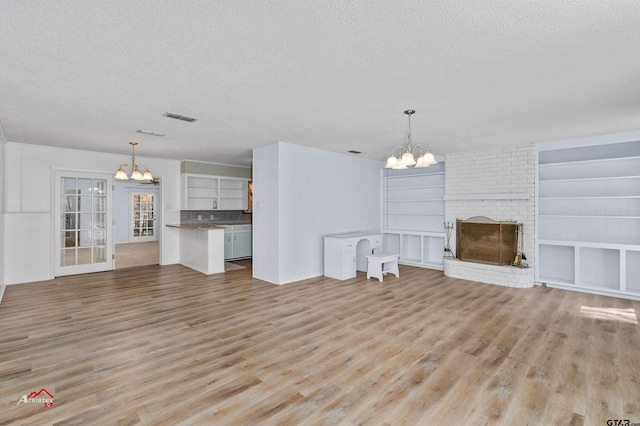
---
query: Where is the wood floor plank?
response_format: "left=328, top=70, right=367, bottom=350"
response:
left=1, top=262, right=639, bottom=424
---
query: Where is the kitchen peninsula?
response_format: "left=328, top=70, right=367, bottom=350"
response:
left=167, top=224, right=225, bottom=275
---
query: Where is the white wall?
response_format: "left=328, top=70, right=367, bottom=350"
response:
left=1, top=142, right=181, bottom=284
left=251, top=144, right=280, bottom=284
left=253, top=142, right=382, bottom=285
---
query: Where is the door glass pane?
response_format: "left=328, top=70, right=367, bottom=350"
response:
left=94, top=196, right=106, bottom=212
left=62, top=231, right=77, bottom=248
left=80, top=195, right=92, bottom=213
left=63, top=177, right=77, bottom=191
left=80, top=213, right=92, bottom=230
left=94, top=213, right=106, bottom=229
left=93, top=246, right=107, bottom=263
left=77, top=178, right=93, bottom=193
left=63, top=195, right=77, bottom=212
left=77, top=247, right=92, bottom=265
left=61, top=248, right=75, bottom=266
left=62, top=213, right=75, bottom=230
left=93, top=230, right=106, bottom=246
left=95, top=180, right=106, bottom=194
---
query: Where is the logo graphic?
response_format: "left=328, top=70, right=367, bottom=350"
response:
left=17, top=388, right=54, bottom=407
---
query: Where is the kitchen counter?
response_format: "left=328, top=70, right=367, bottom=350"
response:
left=166, top=224, right=226, bottom=230
left=166, top=225, right=225, bottom=274
left=166, top=222, right=251, bottom=229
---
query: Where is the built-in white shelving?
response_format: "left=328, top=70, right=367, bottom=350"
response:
left=181, top=174, right=250, bottom=211
left=383, top=163, right=445, bottom=270
left=536, top=140, right=640, bottom=299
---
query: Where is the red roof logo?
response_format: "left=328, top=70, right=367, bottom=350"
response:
left=27, top=388, right=54, bottom=399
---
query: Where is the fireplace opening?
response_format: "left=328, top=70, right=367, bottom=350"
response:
left=456, top=216, right=518, bottom=266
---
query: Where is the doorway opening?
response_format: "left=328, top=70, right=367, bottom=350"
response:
left=114, top=180, right=161, bottom=270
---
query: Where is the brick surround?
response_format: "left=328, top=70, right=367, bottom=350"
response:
left=444, top=145, right=536, bottom=288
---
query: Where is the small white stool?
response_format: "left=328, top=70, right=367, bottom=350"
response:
left=366, top=253, right=399, bottom=282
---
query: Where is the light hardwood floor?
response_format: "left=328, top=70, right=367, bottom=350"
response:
left=115, top=242, right=159, bottom=270
left=0, top=262, right=638, bottom=425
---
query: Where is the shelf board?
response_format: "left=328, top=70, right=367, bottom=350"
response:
left=539, top=195, right=640, bottom=200
left=386, top=185, right=444, bottom=190
left=385, top=199, right=444, bottom=202
left=539, top=281, right=640, bottom=300
left=539, top=214, right=640, bottom=219
left=188, top=196, right=218, bottom=199
left=538, top=240, right=640, bottom=251
left=539, top=155, right=640, bottom=167
left=398, top=259, right=444, bottom=270
left=383, top=229, right=445, bottom=236
left=386, top=213, right=445, bottom=216
left=386, top=200, right=443, bottom=205
left=539, top=175, right=640, bottom=183
left=537, top=276, right=575, bottom=286
left=385, top=172, right=444, bottom=179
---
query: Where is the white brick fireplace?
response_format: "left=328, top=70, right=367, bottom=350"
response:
left=443, top=145, right=536, bottom=288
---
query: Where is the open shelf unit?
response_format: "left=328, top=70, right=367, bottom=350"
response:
left=536, top=140, right=640, bottom=298
left=219, top=178, right=249, bottom=210
left=383, top=163, right=445, bottom=270
left=181, top=174, right=250, bottom=211
left=182, top=175, right=219, bottom=210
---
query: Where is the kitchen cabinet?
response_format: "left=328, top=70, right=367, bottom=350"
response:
left=181, top=174, right=249, bottom=210
left=223, top=225, right=252, bottom=260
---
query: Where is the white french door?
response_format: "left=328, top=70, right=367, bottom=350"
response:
left=54, top=171, right=113, bottom=276
left=129, top=191, right=157, bottom=242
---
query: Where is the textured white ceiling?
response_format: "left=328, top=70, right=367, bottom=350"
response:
left=1, top=1, right=639, bottom=166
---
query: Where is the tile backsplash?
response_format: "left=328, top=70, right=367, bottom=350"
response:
left=180, top=210, right=252, bottom=225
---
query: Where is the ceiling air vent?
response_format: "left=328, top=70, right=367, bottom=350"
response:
left=348, top=150, right=362, bottom=154
left=163, top=112, right=198, bottom=122
left=136, top=129, right=166, bottom=137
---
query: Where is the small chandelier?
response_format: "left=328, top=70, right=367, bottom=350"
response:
left=385, top=109, right=437, bottom=169
left=114, top=142, right=153, bottom=181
